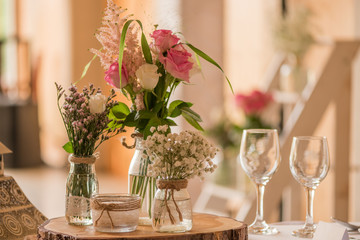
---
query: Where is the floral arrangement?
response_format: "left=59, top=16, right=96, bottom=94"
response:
left=143, top=125, right=218, bottom=180
left=77, top=0, right=231, bottom=222
left=206, top=90, right=273, bottom=188
left=84, top=0, right=232, bottom=139
left=55, top=83, right=124, bottom=156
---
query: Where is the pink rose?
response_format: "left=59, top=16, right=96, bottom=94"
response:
left=235, top=90, right=273, bottom=115
left=159, top=45, right=193, bottom=82
left=150, top=29, right=180, bottom=53
left=104, top=62, right=128, bottom=89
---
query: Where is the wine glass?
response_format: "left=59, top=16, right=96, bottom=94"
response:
left=239, top=129, right=281, bottom=235
left=289, top=136, right=330, bottom=238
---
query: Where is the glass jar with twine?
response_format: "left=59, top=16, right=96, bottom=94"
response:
left=90, top=194, right=141, bottom=232
left=65, top=154, right=98, bottom=225
left=152, top=179, right=192, bottom=233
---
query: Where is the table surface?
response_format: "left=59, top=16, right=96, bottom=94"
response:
left=37, top=213, right=247, bottom=240
left=248, top=222, right=360, bottom=240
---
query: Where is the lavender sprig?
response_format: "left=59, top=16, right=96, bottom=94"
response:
left=56, top=83, right=125, bottom=156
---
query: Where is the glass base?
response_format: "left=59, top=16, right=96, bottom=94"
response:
left=66, top=216, right=92, bottom=226
left=292, top=226, right=316, bottom=238
left=249, top=220, right=279, bottom=235
left=154, top=219, right=192, bottom=233
left=95, top=225, right=137, bottom=233
left=138, top=216, right=152, bottom=226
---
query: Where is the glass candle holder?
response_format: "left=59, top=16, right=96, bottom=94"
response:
left=90, top=194, right=141, bottom=233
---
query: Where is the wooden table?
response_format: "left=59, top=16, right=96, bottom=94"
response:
left=37, top=213, right=247, bottom=240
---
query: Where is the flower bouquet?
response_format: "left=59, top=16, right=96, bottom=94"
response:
left=142, top=125, right=218, bottom=232
left=81, top=0, right=232, bottom=223
left=55, top=83, right=125, bottom=225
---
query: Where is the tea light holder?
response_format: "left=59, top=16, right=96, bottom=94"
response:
left=90, top=194, right=141, bottom=233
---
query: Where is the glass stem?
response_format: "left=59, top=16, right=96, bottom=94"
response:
left=256, top=184, right=265, bottom=222
left=305, top=187, right=315, bottom=227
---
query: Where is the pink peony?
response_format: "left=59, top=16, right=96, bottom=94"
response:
left=235, top=90, right=273, bottom=115
left=104, top=62, right=129, bottom=89
left=150, top=29, right=180, bottom=53
left=159, top=45, right=193, bottom=82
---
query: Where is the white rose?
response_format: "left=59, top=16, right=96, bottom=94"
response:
left=136, top=63, right=160, bottom=90
left=89, top=93, right=107, bottom=114
left=189, top=57, right=201, bottom=78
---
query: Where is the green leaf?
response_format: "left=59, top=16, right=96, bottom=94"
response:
left=111, top=103, right=130, bottom=119
left=181, top=107, right=202, bottom=122
left=62, top=142, right=74, bottom=153
left=123, top=112, right=138, bottom=127
left=118, top=21, right=133, bottom=88
left=119, top=20, right=153, bottom=88
left=170, top=108, right=182, bottom=118
left=168, top=100, right=193, bottom=117
left=185, top=43, right=234, bottom=94
left=144, top=116, right=162, bottom=139
left=151, top=102, right=164, bottom=114
left=107, top=119, right=123, bottom=130
left=164, top=118, right=177, bottom=126
left=136, top=20, right=153, bottom=64
left=75, top=50, right=100, bottom=85
left=108, top=110, right=116, bottom=120
left=135, top=110, right=154, bottom=120
left=169, top=100, right=184, bottom=114
left=181, top=112, right=204, bottom=131
left=137, top=119, right=150, bottom=130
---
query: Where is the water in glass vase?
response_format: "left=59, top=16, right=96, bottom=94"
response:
left=65, top=196, right=93, bottom=225
left=65, top=155, right=98, bottom=226
left=129, top=174, right=156, bottom=225
left=152, top=198, right=193, bottom=233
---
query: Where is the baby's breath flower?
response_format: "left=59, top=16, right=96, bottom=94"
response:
left=142, top=125, right=218, bottom=180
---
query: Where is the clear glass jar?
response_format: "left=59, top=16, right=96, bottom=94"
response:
left=128, top=137, right=156, bottom=225
left=152, top=179, right=192, bottom=233
left=280, top=54, right=309, bottom=93
left=91, top=194, right=141, bottom=233
left=65, top=154, right=98, bottom=225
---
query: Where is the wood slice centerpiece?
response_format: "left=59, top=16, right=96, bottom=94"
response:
left=37, top=213, right=247, bottom=240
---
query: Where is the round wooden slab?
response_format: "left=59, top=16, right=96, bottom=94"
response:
left=37, top=213, right=247, bottom=240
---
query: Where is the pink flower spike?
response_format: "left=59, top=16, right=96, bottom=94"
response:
left=150, top=29, right=180, bottom=53
left=104, top=62, right=129, bottom=89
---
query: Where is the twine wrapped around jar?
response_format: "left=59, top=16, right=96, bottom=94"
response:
left=156, top=179, right=188, bottom=224
left=90, top=196, right=141, bottom=228
left=121, top=133, right=144, bottom=149
left=68, top=153, right=99, bottom=164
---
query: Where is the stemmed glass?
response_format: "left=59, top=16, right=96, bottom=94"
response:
left=289, top=136, right=330, bottom=238
left=239, top=129, right=281, bottom=235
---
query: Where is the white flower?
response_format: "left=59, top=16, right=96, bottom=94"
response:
left=136, top=63, right=160, bottom=90
left=89, top=93, right=106, bottom=114
left=142, top=129, right=218, bottom=180
left=157, top=125, right=168, bottom=133
left=189, top=57, right=201, bottom=79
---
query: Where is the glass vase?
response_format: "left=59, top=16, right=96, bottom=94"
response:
left=128, top=138, right=156, bottom=226
left=90, top=194, right=141, bottom=233
left=65, top=154, right=98, bottom=225
left=152, top=179, right=192, bottom=233
left=279, top=54, right=308, bottom=94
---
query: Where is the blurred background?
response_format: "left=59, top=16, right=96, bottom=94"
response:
left=1, top=0, right=360, bottom=225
